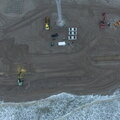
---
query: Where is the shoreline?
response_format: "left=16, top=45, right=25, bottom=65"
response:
left=0, top=84, right=119, bottom=102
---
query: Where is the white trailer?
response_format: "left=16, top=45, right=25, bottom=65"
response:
left=58, top=41, right=66, bottom=46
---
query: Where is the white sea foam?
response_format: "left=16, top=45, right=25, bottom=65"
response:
left=0, top=91, right=120, bottom=120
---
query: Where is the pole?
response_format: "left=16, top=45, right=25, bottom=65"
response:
left=55, top=0, right=64, bottom=26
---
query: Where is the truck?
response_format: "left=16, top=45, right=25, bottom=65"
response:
left=99, top=13, right=107, bottom=29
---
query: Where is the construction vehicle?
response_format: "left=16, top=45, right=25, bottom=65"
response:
left=114, top=20, right=120, bottom=27
left=50, top=42, right=55, bottom=46
left=99, top=12, right=107, bottom=29
left=45, top=17, right=50, bottom=30
left=51, top=33, right=58, bottom=38
left=17, top=67, right=26, bottom=86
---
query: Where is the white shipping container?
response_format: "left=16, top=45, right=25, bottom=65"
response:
left=58, top=41, right=66, bottom=46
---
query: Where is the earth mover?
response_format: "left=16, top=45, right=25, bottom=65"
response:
left=45, top=17, right=50, bottom=30
left=17, top=67, right=26, bottom=86
left=114, top=20, right=120, bottom=27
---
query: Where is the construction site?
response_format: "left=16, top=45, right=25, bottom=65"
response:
left=0, top=0, right=120, bottom=102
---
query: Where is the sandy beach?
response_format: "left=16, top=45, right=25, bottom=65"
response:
left=0, top=0, right=120, bottom=102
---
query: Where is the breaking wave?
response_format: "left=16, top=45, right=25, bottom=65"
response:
left=0, top=90, right=120, bottom=120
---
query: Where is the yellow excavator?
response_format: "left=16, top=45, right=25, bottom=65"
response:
left=114, top=20, right=120, bottom=27
left=17, top=66, right=26, bottom=86
left=45, top=17, right=50, bottom=30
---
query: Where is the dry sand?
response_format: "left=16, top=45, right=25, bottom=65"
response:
left=0, top=0, right=120, bottom=102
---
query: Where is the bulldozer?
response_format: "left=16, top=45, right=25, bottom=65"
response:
left=17, top=67, right=26, bottom=86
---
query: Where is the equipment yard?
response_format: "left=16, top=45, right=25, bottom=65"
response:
left=0, top=0, right=120, bottom=102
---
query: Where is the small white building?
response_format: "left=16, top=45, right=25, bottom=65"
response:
left=68, top=27, right=78, bottom=40
left=68, top=36, right=77, bottom=40
left=68, top=27, right=77, bottom=32
left=58, top=41, right=66, bottom=46
left=69, top=31, right=77, bottom=36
